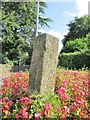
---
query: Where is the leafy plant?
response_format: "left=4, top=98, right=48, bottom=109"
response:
left=1, top=2, right=52, bottom=65
left=0, top=69, right=90, bottom=119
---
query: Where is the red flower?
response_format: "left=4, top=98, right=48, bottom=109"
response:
left=61, top=94, right=68, bottom=100
left=20, top=107, right=28, bottom=119
left=8, top=101, right=13, bottom=106
left=44, top=103, right=52, bottom=111
left=19, top=97, right=31, bottom=106
left=44, top=103, right=52, bottom=118
left=35, top=112, right=41, bottom=120
left=16, top=114, right=20, bottom=119
left=57, top=107, right=61, bottom=113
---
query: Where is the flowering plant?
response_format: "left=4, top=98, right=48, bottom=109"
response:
left=0, top=70, right=90, bottom=119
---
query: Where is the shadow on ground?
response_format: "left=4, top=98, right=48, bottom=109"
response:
left=11, top=65, right=30, bottom=72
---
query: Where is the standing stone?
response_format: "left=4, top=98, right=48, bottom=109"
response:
left=28, top=33, right=59, bottom=95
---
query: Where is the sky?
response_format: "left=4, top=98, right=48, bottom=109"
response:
left=38, top=0, right=90, bottom=53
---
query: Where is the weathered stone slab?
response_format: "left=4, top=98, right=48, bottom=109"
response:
left=28, top=33, right=59, bottom=95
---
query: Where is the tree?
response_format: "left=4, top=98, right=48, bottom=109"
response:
left=59, top=16, right=90, bottom=69
left=1, top=2, right=52, bottom=65
left=62, top=16, right=90, bottom=46
left=61, top=37, right=88, bottom=53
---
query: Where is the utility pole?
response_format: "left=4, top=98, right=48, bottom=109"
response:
left=35, top=0, right=40, bottom=38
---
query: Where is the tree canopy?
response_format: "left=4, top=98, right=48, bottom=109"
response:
left=61, top=33, right=90, bottom=53
left=1, top=2, right=52, bottom=65
left=59, top=16, right=90, bottom=69
left=62, top=16, right=90, bottom=46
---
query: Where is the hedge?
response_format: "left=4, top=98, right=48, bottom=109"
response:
left=58, top=51, right=90, bottom=69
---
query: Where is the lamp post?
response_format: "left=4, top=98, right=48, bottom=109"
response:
left=35, top=0, right=40, bottom=38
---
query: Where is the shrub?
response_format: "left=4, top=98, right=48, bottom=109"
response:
left=58, top=51, right=90, bottom=69
left=62, top=37, right=88, bottom=53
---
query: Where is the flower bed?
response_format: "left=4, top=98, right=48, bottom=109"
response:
left=0, top=70, right=90, bottom=119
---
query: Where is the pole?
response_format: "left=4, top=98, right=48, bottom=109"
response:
left=35, top=0, right=40, bottom=38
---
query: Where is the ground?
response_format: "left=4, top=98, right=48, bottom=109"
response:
left=0, top=64, right=12, bottom=78
left=0, top=64, right=12, bottom=88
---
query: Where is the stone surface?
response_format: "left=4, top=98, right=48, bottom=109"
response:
left=28, top=33, right=59, bottom=95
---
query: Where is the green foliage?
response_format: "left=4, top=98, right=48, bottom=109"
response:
left=62, top=35, right=89, bottom=53
left=0, top=70, right=89, bottom=119
left=29, top=91, right=61, bottom=118
left=63, top=16, right=90, bottom=46
left=60, top=33, right=90, bottom=69
left=61, top=16, right=90, bottom=70
left=45, top=94, right=61, bottom=118
left=58, top=51, right=90, bottom=69
left=85, top=33, right=90, bottom=49
left=1, top=2, right=52, bottom=65
left=60, top=16, right=90, bottom=69
left=30, top=94, right=45, bottom=114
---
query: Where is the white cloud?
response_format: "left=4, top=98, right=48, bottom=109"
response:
left=76, top=0, right=89, bottom=17
left=65, top=11, right=77, bottom=17
left=64, top=0, right=89, bottom=18
left=38, top=29, right=64, bottom=53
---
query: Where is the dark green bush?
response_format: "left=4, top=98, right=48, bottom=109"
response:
left=58, top=51, right=90, bottom=69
